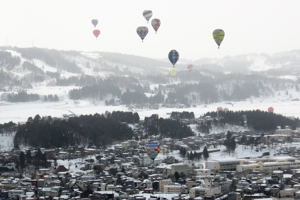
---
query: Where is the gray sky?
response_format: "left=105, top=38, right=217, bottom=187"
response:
left=0, top=0, right=299, bottom=60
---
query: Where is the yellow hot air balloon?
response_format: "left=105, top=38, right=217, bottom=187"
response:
left=213, top=29, right=225, bottom=48
left=169, top=68, right=177, bottom=76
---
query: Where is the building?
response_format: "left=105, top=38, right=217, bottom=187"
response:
left=206, top=159, right=241, bottom=171
left=190, top=186, right=222, bottom=198
left=163, top=184, right=183, bottom=194
left=237, top=157, right=300, bottom=172
left=159, top=179, right=172, bottom=192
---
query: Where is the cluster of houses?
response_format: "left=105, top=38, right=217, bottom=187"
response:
left=0, top=118, right=300, bottom=199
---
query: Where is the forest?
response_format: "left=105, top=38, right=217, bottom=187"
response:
left=6, top=110, right=299, bottom=148
left=204, top=110, right=300, bottom=131
left=14, top=113, right=135, bottom=148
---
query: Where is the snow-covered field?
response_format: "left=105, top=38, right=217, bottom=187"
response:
left=0, top=98, right=299, bottom=124
left=0, top=132, right=15, bottom=151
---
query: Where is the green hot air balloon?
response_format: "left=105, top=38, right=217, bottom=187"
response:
left=213, top=29, right=225, bottom=48
left=136, top=26, right=149, bottom=42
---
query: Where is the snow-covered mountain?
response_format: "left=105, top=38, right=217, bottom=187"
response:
left=0, top=47, right=170, bottom=86
left=0, top=46, right=299, bottom=107
left=1, top=47, right=300, bottom=86
left=0, top=47, right=299, bottom=123
left=194, top=50, right=300, bottom=80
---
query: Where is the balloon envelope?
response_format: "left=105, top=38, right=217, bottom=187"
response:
left=217, top=107, right=223, bottom=112
left=187, top=64, right=193, bottom=72
left=224, top=108, right=229, bottom=112
left=213, top=29, right=225, bottom=48
left=143, top=10, right=153, bottom=22
left=151, top=18, right=161, bottom=32
left=169, top=69, right=177, bottom=76
left=91, top=19, right=98, bottom=27
left=93, top=29, right=100, bottom=38
left=168, top=50, right=179, bottom=66
left=145, top=141, right=160, bottom=161
left=268, top=107, right=274, bottom=113
left=136, top=26, right=149, bottom=41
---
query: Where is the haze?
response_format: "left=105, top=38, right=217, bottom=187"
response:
left=0, top=0, right=299, bottom=60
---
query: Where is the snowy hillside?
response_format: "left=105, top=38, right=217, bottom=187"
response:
left=194, top=50, right=300, bottom=78
left=0, top=47, right=299, bottom=123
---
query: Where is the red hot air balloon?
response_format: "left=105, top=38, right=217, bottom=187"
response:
left=187, top=64, right=193, bottom=72
left=268, top=107, right=274, bottom=113
left=93, top=29, right=100, bottom=38
left=151, top=18, right=161, bottom=33
left=217, top=107, right=223, bottom=112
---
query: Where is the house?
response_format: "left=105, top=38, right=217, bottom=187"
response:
left=190, top=186, right=221, bottom=198
left=163, top=184, right=183, bottom=194
left=159, top=179, right=172, bottom=192
left=279, top=188, right=297, bottom=198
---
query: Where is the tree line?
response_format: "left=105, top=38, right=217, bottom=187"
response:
left=144, top=114, right=193, bottom=139
left=17, top=149, right=50, bottom=171
left=1, top=91, right=59, bottom=102
left=14, top=113, right=134, bottom=148
left=204, top=110, right=300, bottom=131
left=179, top=146, right=209, bottom=160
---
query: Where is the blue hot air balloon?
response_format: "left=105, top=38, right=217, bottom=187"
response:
left=91, top=19, right=98, bottom=27
left=168, top=50, right=179, bottom=67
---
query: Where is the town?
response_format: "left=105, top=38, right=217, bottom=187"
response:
left=0, top=111, right=300, bottom=200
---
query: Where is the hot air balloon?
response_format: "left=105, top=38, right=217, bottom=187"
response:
left=268, top=107, right=274, bottom=113
left=168, top=50, right=179, bottom=67
left=136, top=26, right=148, bottom=42
left=93, top=29, right=100, bottom=38
left=151, top=18, right=161, bottom=33
left=91, top=19, right=98, bottom=27
left=143, top=10, right=153, bottom=22
left=169, top=68, right=177, bottom=76
left=213, top=29, right=225, bottom=48
left=224, top=108, right=229, bottom=112
left=145, top=141, right=160, bottom=161
left=187, top=64, right=193, bottom=72
left=217, top=107, right=223, bottom=112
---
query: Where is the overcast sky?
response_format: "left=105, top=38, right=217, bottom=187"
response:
left=0, top=0, right=299, bottom=60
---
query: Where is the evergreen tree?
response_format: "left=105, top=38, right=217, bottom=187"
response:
left=174, top=171, right=180, bottom=182
left=203, top=146, right=209, bottom=160
left=179, top=148, right=187, bottom=157
left=19, top=151, right=26, bottom=170
left=240, top=135, right=247, bottom=144
left=35, top=148, right=43, bottom=168
left=26, top=150, right=32, bottom=165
